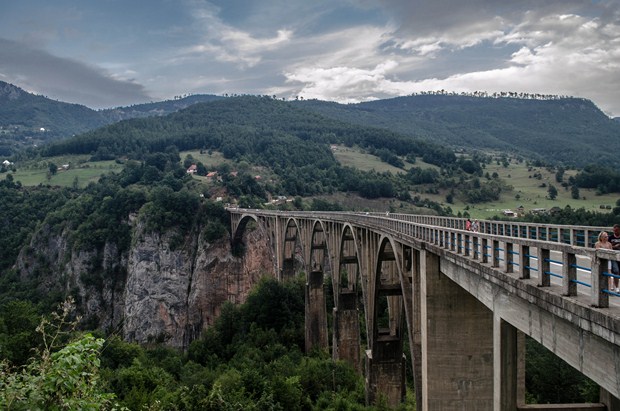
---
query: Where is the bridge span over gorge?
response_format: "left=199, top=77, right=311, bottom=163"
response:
left=227, top=208, right=620, bottom=410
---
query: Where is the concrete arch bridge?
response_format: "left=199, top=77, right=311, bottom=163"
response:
left=227, top=208, right=620, bottom=411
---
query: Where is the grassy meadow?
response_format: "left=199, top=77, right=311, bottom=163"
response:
left=331, top=145, right=617, bottom=219
left=2, top=155, right=123, bottom=188
left=464, top=157, right=616, bottom=219
left=331, top=145, right=439, bottom=173
left=180, top=150, right=230, bottom=168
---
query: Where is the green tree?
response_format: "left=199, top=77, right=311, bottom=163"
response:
left=0, top=300, right=41, bottom=366
left=555, top=167, right=565, bottom=183
left=0, top=299, right=120, bottom=410
left=548, top=185, right=558, bottom=200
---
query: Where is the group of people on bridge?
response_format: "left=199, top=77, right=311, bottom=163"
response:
left=465, top=218, right=479, bottom=233
left=594, top=223, right=620, bottom=293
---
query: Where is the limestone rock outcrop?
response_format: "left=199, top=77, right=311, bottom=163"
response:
left=15, top=219, right=274, bottom=349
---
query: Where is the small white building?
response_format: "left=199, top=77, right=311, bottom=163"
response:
left=502, top=209, right=517, bottom=217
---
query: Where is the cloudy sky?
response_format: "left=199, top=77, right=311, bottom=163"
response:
left=1, top=0, right=619, bottom=116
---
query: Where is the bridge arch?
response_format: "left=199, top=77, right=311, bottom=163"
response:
left=282, top=217, right=303, bottom=281
left=305, top=219, right=332, bottom=353
left=366, top=235, right=406, bottom=406
left=309, top=219, right=330, bottom=273
left=332, top=223, right=365, bottom=370
left=231, top=213, right=258, bottom=247
left=371, top=235, right=404, bottom=343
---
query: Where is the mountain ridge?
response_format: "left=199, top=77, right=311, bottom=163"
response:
left=0, top=81, right=222, bottom=156
left=296, top=94, right=620, bottom=166
left=2, top=81, right=619, bottom=166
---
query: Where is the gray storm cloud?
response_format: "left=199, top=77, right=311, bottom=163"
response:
left=0, top=38, right=151, bottom=108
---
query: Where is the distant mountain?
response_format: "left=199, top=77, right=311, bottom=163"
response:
left=0, top=82, right=109, bottom=155
left=100, top=94, right=223, bottom=122
left=0, top=81, right=222, bottom=156
left=3, top=80, right=620, bottom=167
left=296, top=94, right=620, bottom=166
left=44, top=95, right=452, bottom=167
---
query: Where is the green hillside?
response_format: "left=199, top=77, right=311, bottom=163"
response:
left=297, top=94, right=620, bottom=167
left=0, top=82, right=109, bottom=155
left=7, top=94, right=615, bottom=211
left=41, top=95, right=453, bottom=169
left=3, top=80, right=620, bottom=167
left=0, top=81, right=222, bottom=156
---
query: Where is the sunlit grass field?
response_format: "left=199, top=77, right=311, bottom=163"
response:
left=180, top=150, right=231, bottom=168
left=3, top=155, right=123, bottom=188
left=330, top=146, right=616, bottom=219
left=331, top=145, right=439, bottom=173
left=465, top=158, right=616, bottom=219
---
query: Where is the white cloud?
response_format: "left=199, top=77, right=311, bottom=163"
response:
left=285, top=61, right=415, bottom=102
left=275, top=1, right=620, bottom=115
left=177, top=4, right=293, bottom=68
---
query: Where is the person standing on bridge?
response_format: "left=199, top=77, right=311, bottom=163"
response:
left=596, top=231, right=617, bottom=293
left=608, top=224, right=620, bottom=292
left=471, top=219, right=479, bottom=233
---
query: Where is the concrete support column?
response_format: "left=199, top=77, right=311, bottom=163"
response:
left=494, top=314, right=525, bottom=410
left=411, top=249, right=423, bottom=409
left=600, top=388, right=620, bottom=411
left=305, top=270, right=328, bottom=352
left=365, top=344, right=406, bottom=406
left=282, top=258, right=295, bottom=280
left=332, top=291, right=361, bottom=372
left=421, top=249, right=494, bottom=410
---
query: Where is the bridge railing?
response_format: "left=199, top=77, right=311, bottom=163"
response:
left=386, top=212, right=612, bottom=248
left=228, top=209, right=620, bottom=309
left=376, top=213, right=620, bottom=309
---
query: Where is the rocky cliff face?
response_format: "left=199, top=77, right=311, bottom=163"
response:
left=15, top=219, right=275, bottom=349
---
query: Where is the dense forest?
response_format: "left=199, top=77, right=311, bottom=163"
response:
left=1, top=95, right=539, bottom=209
left=10, top=94, right=614, bottom=200
left=0, top=234, right=610, bottom=411
left=0, top=81, right=224, bottom=156
left=0, top=273, right=601, bottom=409
left=1, top=277, right=390, bottom=410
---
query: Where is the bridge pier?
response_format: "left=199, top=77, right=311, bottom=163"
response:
left=282, top=258, right=296, bottom=280
left=421, top=249, right=494, bottom=410
left=305, top=270, right=328, bottom=352
left=332, top=291, right=361, bottom=371
left=494, top=315, right=526, bottom=410
left=364, top=344, right=406, bottom=407
left=600, top=388, right=620, bottom=411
